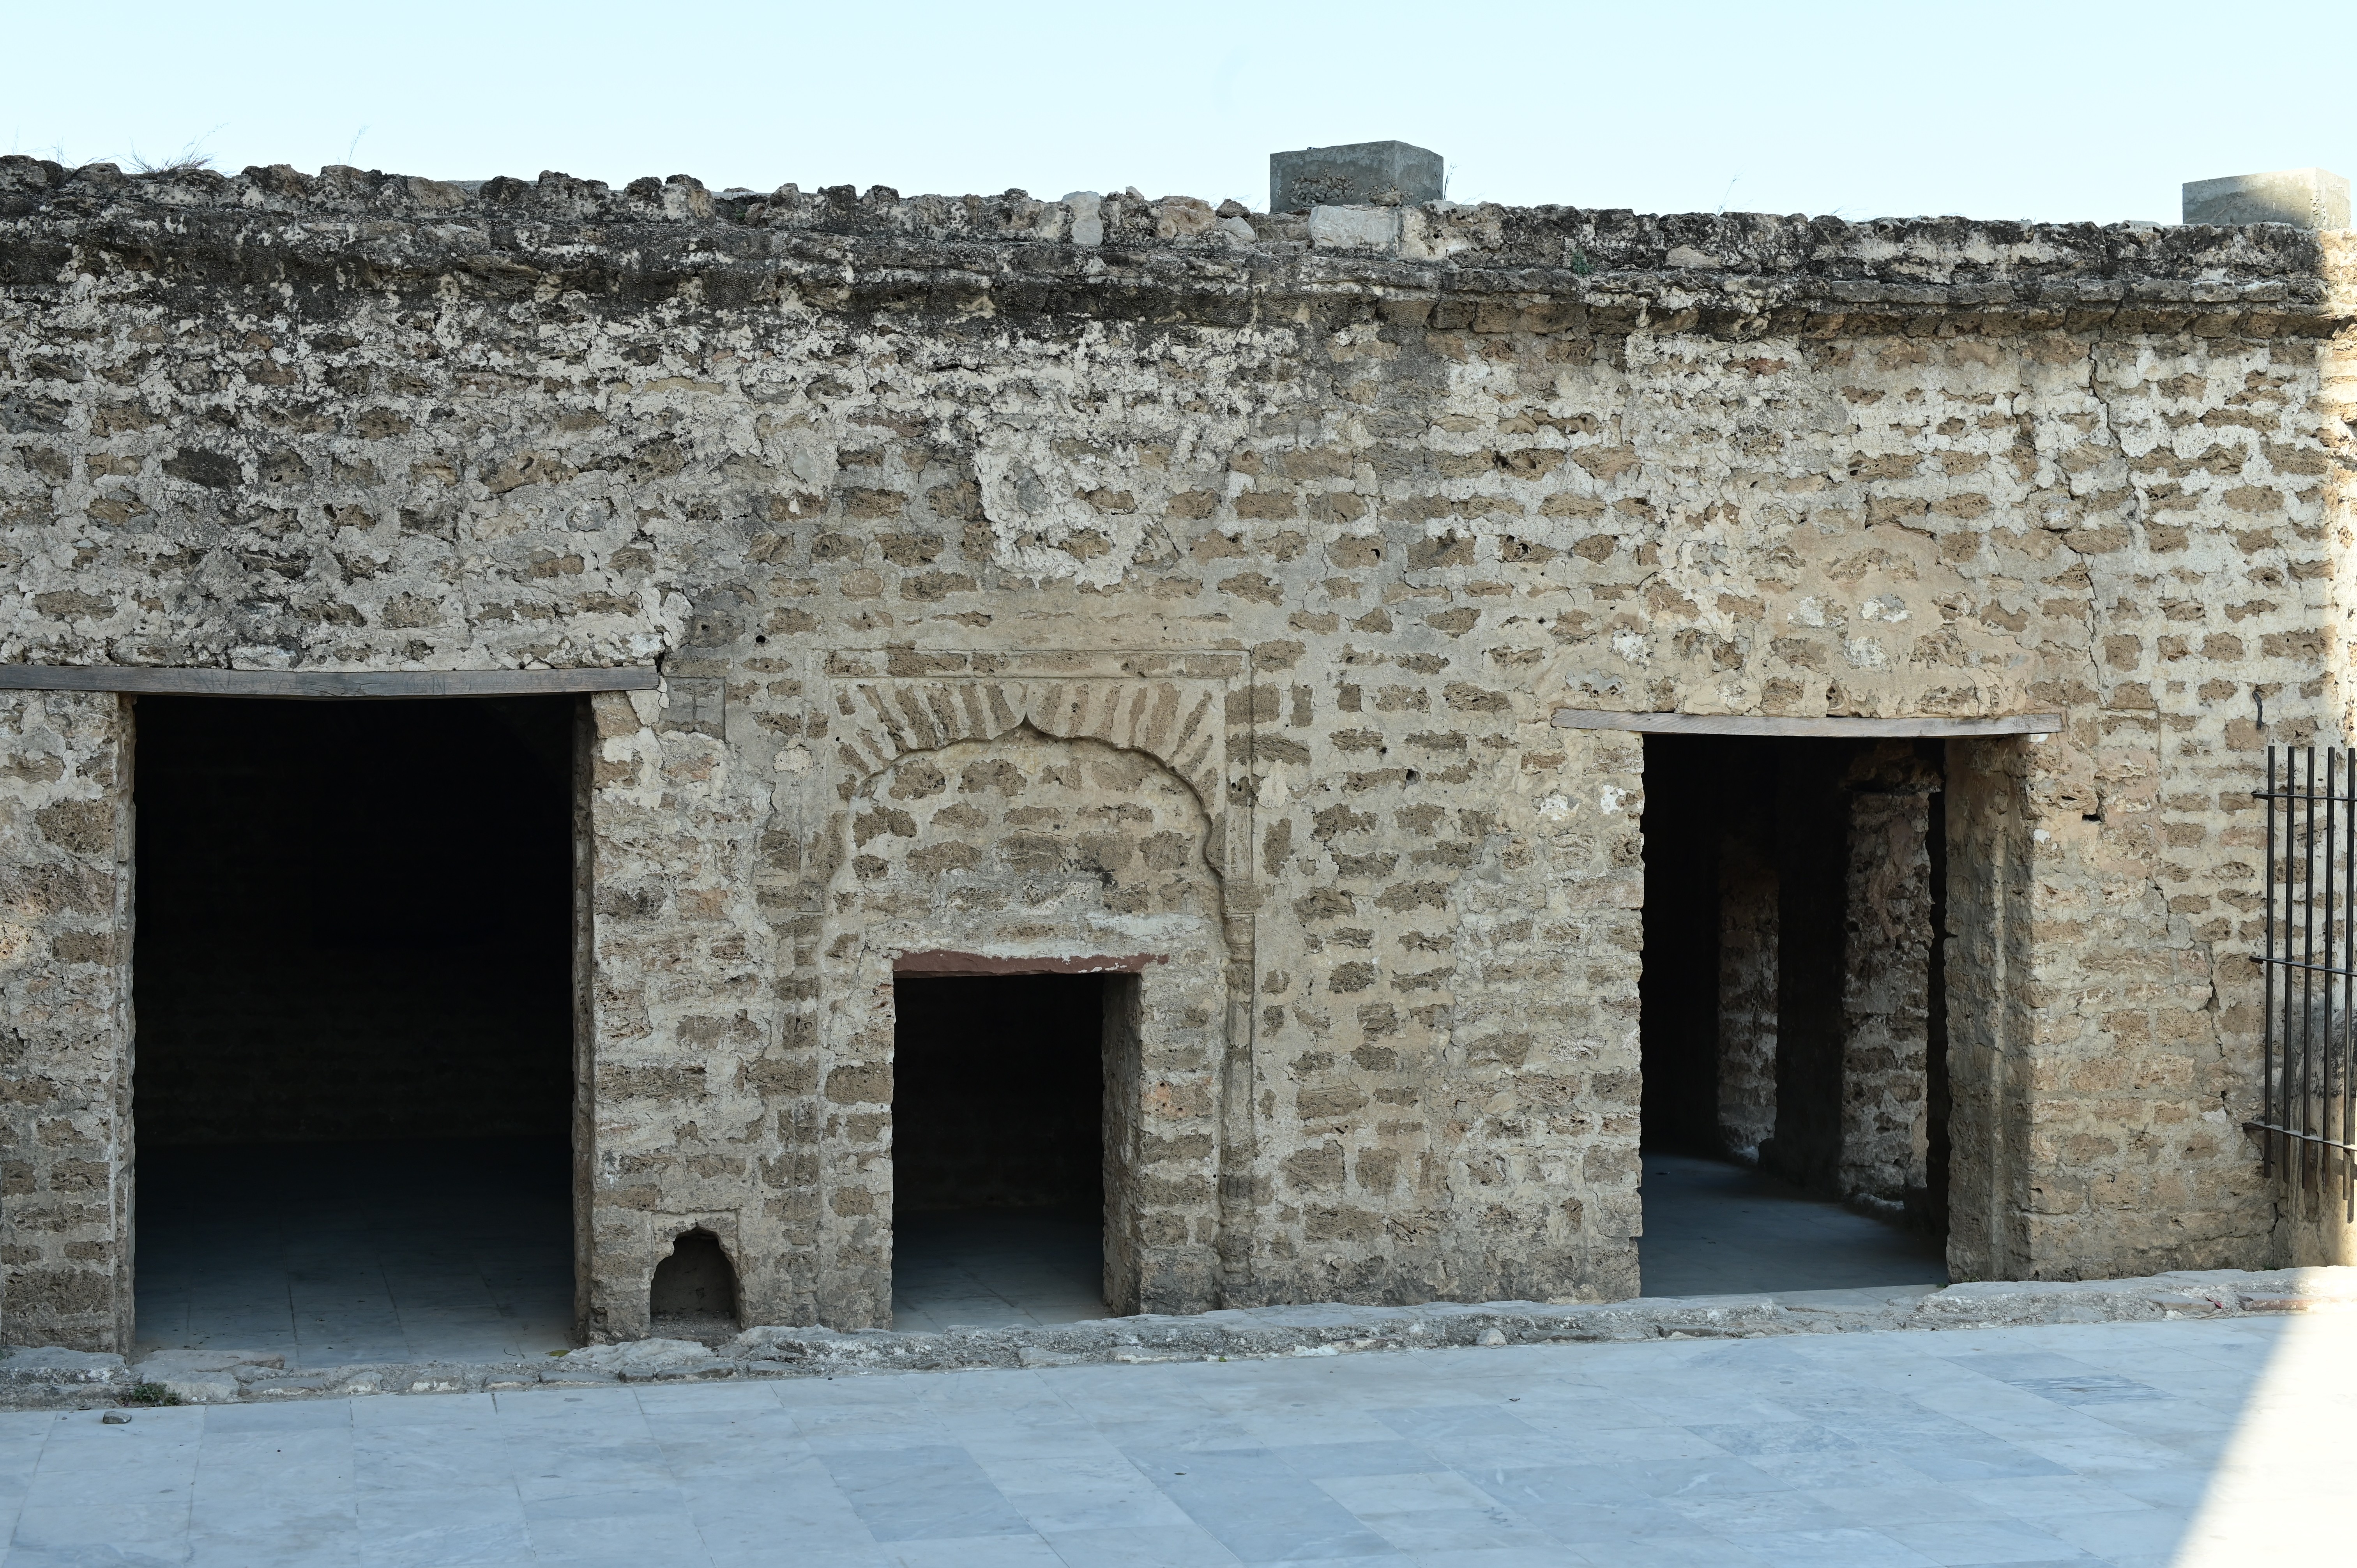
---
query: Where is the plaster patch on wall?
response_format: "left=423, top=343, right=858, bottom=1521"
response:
left=975, top=433, right=1152, bottom=588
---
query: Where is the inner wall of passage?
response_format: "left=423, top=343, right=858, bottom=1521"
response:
left=891, top=973, right=1107, bottom=1214
left=132, top=695, right=576, bottom=1144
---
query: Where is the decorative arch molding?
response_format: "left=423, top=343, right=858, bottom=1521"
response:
left=823, top=671, right=1245, bottom=887
left=788, top=651, right=1264, bottom=1323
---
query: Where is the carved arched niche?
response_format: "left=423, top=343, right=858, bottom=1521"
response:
left=812, top=676, right=1251, bottom=1322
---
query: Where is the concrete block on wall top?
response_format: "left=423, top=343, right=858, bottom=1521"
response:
left=1270, top=140, right=1443, bottom=213
left=2182, top=168, right=2350, bottom=229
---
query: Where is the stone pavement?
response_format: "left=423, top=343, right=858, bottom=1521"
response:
left=6, top=1313, right=2350, bottom=1567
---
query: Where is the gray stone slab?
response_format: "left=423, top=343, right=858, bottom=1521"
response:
left=1270, top=141, right=1443, bottom=213
left=0, top=1349, right=126, bottom=1393
left=821, top=1444, right=1032, bottom=1541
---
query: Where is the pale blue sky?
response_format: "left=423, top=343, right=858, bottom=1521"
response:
left=13, top=2, right=2353, bottom=224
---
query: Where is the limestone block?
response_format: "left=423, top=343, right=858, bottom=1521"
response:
left=1060, top=191, right=1103, bottom=247
left=1308, top=206, right=1402, bottom=254
left=2182, top=168, right=2350, bottom=229
left=1270, top=139, right=1443, bottom=212
left=1912, top=1277, right=2228, bottom=1326
left=558, top=1337, right=729, bottom=1380
left=0, top=1347, right=125, bottom=1386
left=2163, top=1263, right=2357, bottom=1312
left=245, top=1376, right=337, bottom=1398
left=128, top=1348, right=283, bottom=1404
left=23, top=1265, right=2357, bottom=1407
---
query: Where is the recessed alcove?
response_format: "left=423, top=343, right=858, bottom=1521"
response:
left=650, top=1229, right=740, bottom=1338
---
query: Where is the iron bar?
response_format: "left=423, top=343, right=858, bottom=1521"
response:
left=2263, top=746, right=2276, bottom=1178
left=2250, top=745, right=2357, bottom=1206
left=2345, top=747, right=2356, bottom=1218
left=2242, top=1119, right=2357, bottom=1155
left=2248, top=955, right=2353, bottom=979
left=2309, top=749, right=2326, bottom=1192
left=2300, top=745, right=2315, bottom=1191
left=2283, top=750, right=2301, bottom=1182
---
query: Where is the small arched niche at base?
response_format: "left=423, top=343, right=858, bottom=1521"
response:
left=649, top=1228, right=740, bottom=1334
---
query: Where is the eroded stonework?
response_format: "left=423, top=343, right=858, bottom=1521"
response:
left=3, top=155, right=2354, bottom=1349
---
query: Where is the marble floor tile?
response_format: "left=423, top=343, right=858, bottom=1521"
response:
left=1717, top=1525, right=1944, bottom=1567
left=1039, top=1522, right=1243, bottom=1566
left=822, top=1444, right=1034, bottom=1542
left=1124, top=1445, right=1404, bottom=1562
left=1878, top=1514, right=2096, bottom=1564
left=1945, top=1475, right=2155, bottom=1520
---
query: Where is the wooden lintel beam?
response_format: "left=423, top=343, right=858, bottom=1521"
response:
left=1550, top=708, right=2065, bottom=738
left=0, top=665, right=662, bottom=698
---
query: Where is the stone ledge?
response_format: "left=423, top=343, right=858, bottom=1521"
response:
left=5, top=1264, right=2349, bottom=1410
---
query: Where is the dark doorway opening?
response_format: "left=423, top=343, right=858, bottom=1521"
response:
left=132, top=696, right=576, bottom=1366
left=1638, top=732, right=1951, bottom=1297
left=890, top=973, right=1109, bottom=1329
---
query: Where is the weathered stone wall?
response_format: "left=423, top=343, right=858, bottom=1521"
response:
left=2283, top=319, right=2357, bottom=1268
left=0, top=691, right=131, bottom=1350
left=1, top=155, right=2348, bottom=1346
left=1691, top=737, right=1936, bottom=1211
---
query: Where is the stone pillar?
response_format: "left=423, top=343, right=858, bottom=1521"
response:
left=1838, top=766, right=1938, bottom=1212
left=1943, top=735, right=2036, bottom=1280
left=1766, top=743, right=1850, bottom=1193
left=0, top=691, right=135, bottom=1352
left=569, top=693, right=598, bottom=1342
left=1715, top=799, right=1778, bottom=1163
left=2294, top=247, right=2357, bottom=1266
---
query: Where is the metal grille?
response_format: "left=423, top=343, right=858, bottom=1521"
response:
left=2253, top=745, right=2357, bottom=1215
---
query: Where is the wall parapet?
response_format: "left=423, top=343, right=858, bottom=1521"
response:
left=1, top=156, right=2340, bottom=337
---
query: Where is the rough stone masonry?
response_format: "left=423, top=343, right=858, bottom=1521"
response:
left=2, top=155, right=2354, bottom=1355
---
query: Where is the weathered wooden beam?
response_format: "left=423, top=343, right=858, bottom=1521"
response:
left=1550, top=708, right=2064, bottom=738
left=0, top=665, right=662, bottom=698
left=891, top=950, right=1169, bottom=979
